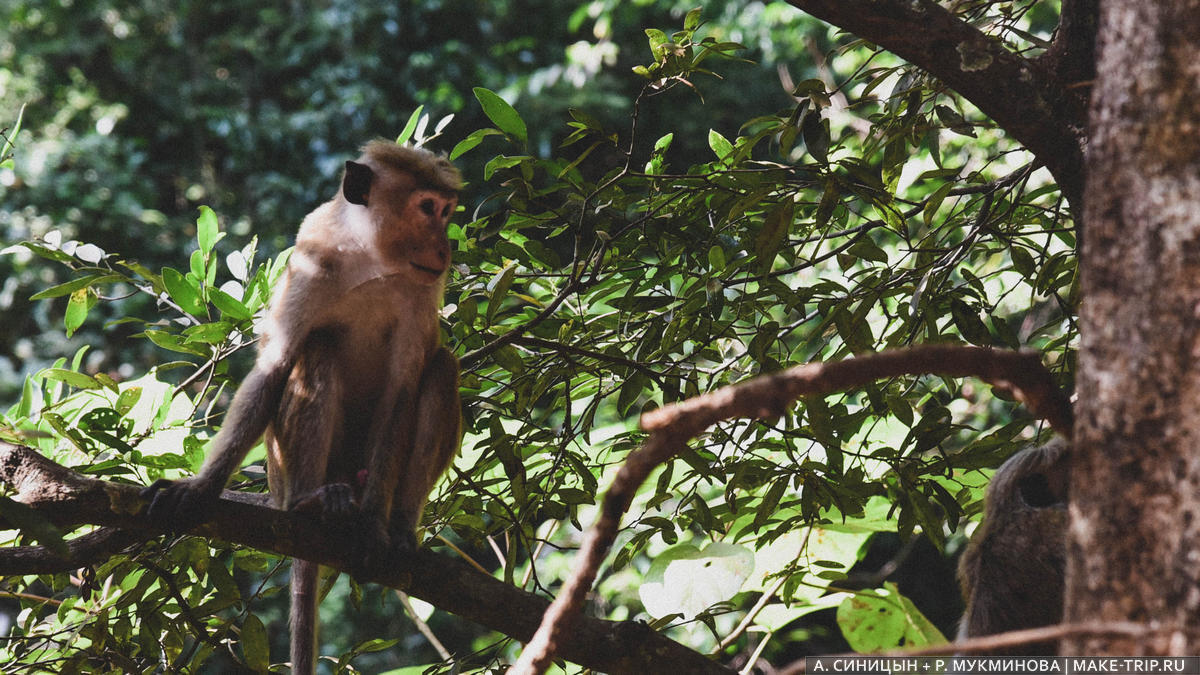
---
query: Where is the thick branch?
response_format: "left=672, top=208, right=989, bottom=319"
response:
left=511, top=345, right=1072, bottom=674
left=641, top=345, right=1073, bottom=437
left=1037, top=0, right=1099, bottom=94
left=786, top=0, right=1087, bottom=208
left=0, top=442, right=728, bottom=675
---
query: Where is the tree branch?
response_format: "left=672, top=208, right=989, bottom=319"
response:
left=785, top=0, right=1087, bottom=208
left=0, top=442, right=731, bottom=675
left=510, top=345, right=1073, bottom=674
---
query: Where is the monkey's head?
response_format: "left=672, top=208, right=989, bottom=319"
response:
left=342, top=140, right=462, bottom=286
left=957, top=439, right=1070, bottom=654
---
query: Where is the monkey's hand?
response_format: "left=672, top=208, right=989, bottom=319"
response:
left=141, top=477, right=222, bottom=532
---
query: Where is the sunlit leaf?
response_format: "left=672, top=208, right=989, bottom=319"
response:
left=707, top=128, right=734, bottom=161
left=396, top=105, right=425, bottom=145
left=196, top=206, right=220, bottom=255
left=837, top=583, right=947, bottom=651
left=40, top=367, right=101, bottom=390
left=639, top=543, right=754, bottom=619
left=473, top=87, right=528, bottom=145
left=161, top=267, right=206, bottom=317
left=64, top=288, right=95, bottom=337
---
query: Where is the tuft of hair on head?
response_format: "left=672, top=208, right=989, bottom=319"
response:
left=359, top=139, right=462, bottom=194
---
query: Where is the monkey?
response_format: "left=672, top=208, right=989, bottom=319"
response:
left=957, top=438, right=1070, bottom=655
left=142, top=140, right=463, bottom=674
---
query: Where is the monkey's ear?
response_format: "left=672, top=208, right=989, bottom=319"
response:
left=343, top=161, right=374, bottom=206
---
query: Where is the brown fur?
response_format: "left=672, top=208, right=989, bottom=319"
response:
left=144, top=141, right=463, bottom=674
left=957, top=439, right=1070, bottom=655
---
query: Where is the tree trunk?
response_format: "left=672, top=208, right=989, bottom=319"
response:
left=1071, top=0, right=1200, bottom=654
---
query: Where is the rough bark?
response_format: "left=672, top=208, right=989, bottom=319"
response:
left=786, top=0, right=1095, bottom=208
left=1070, top=0, right=1200, bottom=655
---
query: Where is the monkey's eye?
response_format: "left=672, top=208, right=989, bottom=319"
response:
left=420, top=199, right=437, bottom=216
left=441, top=204, right=452, bottom=219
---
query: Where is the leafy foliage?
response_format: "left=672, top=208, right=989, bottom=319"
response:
left=0, top=2, right=1075, bottom=672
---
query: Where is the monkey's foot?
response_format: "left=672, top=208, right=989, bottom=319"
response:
left=288, top=482, right=358, bottom=521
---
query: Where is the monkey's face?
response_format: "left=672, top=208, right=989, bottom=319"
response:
left=376, top=187, right=458, bottom=286
left=341, top=157, right=460, bottom=286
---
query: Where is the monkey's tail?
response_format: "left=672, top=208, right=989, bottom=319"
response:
left=290, top=558, right=319, bottom=675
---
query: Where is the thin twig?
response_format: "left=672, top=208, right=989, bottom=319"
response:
left=396, top=590, right=453, bottom=660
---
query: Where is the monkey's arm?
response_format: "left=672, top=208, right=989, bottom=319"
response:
left=143, top=363, right=291, bottom=528
left=142, top=264, right=330, bottom=528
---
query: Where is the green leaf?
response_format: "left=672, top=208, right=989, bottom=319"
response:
left=240, top=613, right=269, bottom=671
left=646, top=132, right=674, bottom=173
left=396, top=105, right=424, bottom=145
left=0, top=103, right=23, bottom=167
left=638, top=543, right=754, bottom=619
left=493, top=344, right=524, bottom=374
left=951, top=299, right=992, bottom=346
left=707, top=245, right=726, bottom=272
left=923, top=182, right=955, bottom=227
left=161, top=267, right=206, bottom=317
left=196, top=206, right=220, bottom=255
left=1010, top=245, right=1037, bottom=280
left=847, top=239, right=888, bottom=264
left=486, top=263, right=517, bottom=325
left=935, top=104, right=976, bottom=137
left=141, top=329, right=208, bottom=356
left=754, top=202, right=794, bottom=274
left=352, top=638, right=400, bottom=654
left=15, top=241, right=74, bottom=264
left=707, top=128, right=734, bottom=161
left=483, top=155, right=531, bottom=181
left=617, top=372, right=649, bottom=415
left=40, top=367, right=101, bottom=390
left=115, top=387, right=143, bottom=415
left=645, top=28, right=670, bottom=57
left=209, top=287, right=252, bottom=321
left=29, top=273, right=120, bottom=300
left=64, top=288, right=94, bottom=337
left=684, top=7, right=703, bottom=31
left=801, top=111, right=830, bottom=163
left=654, top=132, right=674, bottom=154
left=189, top=248, right=205, bottom=281
left=449, top=128, right=504, bottom=161
left=836, top=583, right=946, bottom=651
left=814, top=179, right=839, bottom=228
left=473, top=87, right=528, bottom=145
left=183, top=321, right=234, bottom=346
